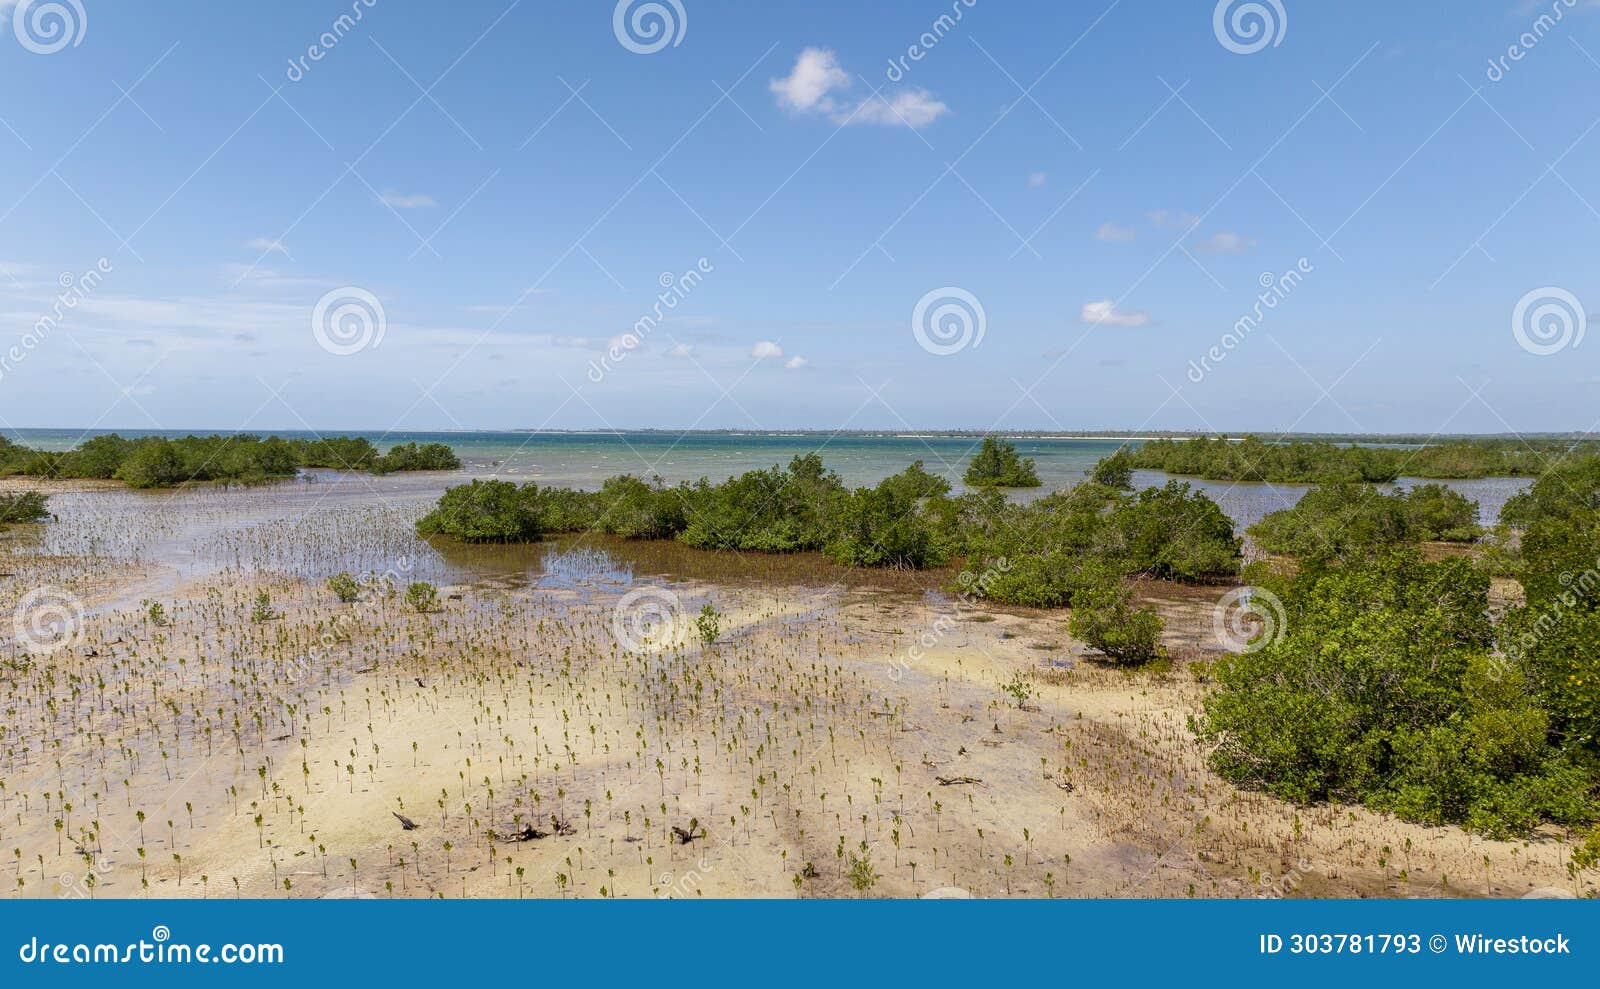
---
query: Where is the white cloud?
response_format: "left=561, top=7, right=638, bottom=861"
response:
left=751, top=340, right=784, bottom=359
left=1096, top=222, right=1137, bottom=244
left=1199, top=231, right=1254, bottom=254
left=1028, top=172, right=1048, bottom=188
left=1147, top=209, right=1200, bottom=231
left=245, top=237, right=289, bottom=255
left=378, top=190, right=437, bottom=209
left=846, top=89, right=948, bottom=128
left=666, top=342, right=694, bottom=358
left=784, top=355, right=808, bottom=369
left=1080, top=299, right=1150, bottom=328
left=770, top=48, right=850, bottom=113
left=770, top=48, right=949, bottom=129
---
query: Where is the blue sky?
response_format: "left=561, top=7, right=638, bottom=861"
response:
left=0, top=0, right=1597, bottom=434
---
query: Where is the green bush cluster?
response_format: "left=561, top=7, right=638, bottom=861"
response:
left=415, top=478, right=545, bottom=542
left=0, top=490, right=50, bottom=525
left=1497, top=456, right=1600, bottom=765
left=1089, top=448, right=1134, bottom=489
left=1067, top=565, right=1165, bottom=665
left=963, top=437, right=1041, bottom=488
left=678, top=453, right=845, bottom=552
left=0, top=433, right=460, bottom=488
left=949, top=481, right=1242, bottom=607
left=1195, top=550, right=1596, bottom=835
left=1130, top=435, right=1586, bottom=482
left=1248, top=482, right=1480, bottom=560
left=419, top=458, right=1239, bottom=584
left=369, top=442, right=460, bottom=474
left=417, top=456, right=966, bottom=573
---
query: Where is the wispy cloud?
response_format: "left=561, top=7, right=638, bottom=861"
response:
left=847, top=89, right=948, bottom=127
left=1146, top=209, right=1200, bottom=231
left=1096, top=222, right=1137, bottom=244
left=1080, top=299, right=1150, bottom=328
left=751, top=340, right=784, bottom=359
left=784, top=355, right=808, bottom=369
left=377, top=190, right=437, bottom=209
left=770, top=48, right=948, bottom=129
left=1198, top=231, right=1254, bottom=254
left=1028, top=172, right=1048, bottom=188
left=245, top=237, right=289, bottom=255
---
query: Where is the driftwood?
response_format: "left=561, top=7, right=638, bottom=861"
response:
left=508, top=823, right=550, bottom=842
left=392, top=812, right=418, bottom=831
left=671, top=825, right=705, bottom=844
left=936, top=775, right=983, bottom=786
left=549, top=815, right=577, bottom=837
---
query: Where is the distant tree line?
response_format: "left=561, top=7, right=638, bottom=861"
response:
left=0, top=434, right=459, bottom=488
left=1128, top=435, right=1591, bottom=481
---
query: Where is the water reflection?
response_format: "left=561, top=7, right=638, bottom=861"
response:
left=536, top=545, right=635, bottom=590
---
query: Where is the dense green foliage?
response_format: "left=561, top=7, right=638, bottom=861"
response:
left=677, top=454, right=844, bottom=552
left=369, top=442, right=461, bottom=474
left=1248, top=483, right=1480, bottom=561
left=1196, top=552, right=1595, bottom=834
left=0, top=490, right=50, bottom=525
left=327, top=572, right=361, bottom=603
left=963, top=437, right=1041, bottom=488
left=1401, top=483, right=1481, bottom=542
left=1105, top=481, right=1242, bottom=580
left=1089, top=449, right=1134, bottom=489
left=0, top=433, right=460, bottom=487
left=415, top=456, right=1239, bottom=603
left=1499, top=456, right=1600, bottom=760
left=826, top=462, right=952, bottom=569
left=1130, top=435, right=1590, bottom=482
left=1067, top=566, right=1165, bottom=664
left=416, top=479, right=544, bottom=542
left=948, top=481, right=1242, bottom=606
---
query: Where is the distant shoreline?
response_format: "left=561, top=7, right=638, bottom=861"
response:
left=4, top=427, right=1596, bottom=443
